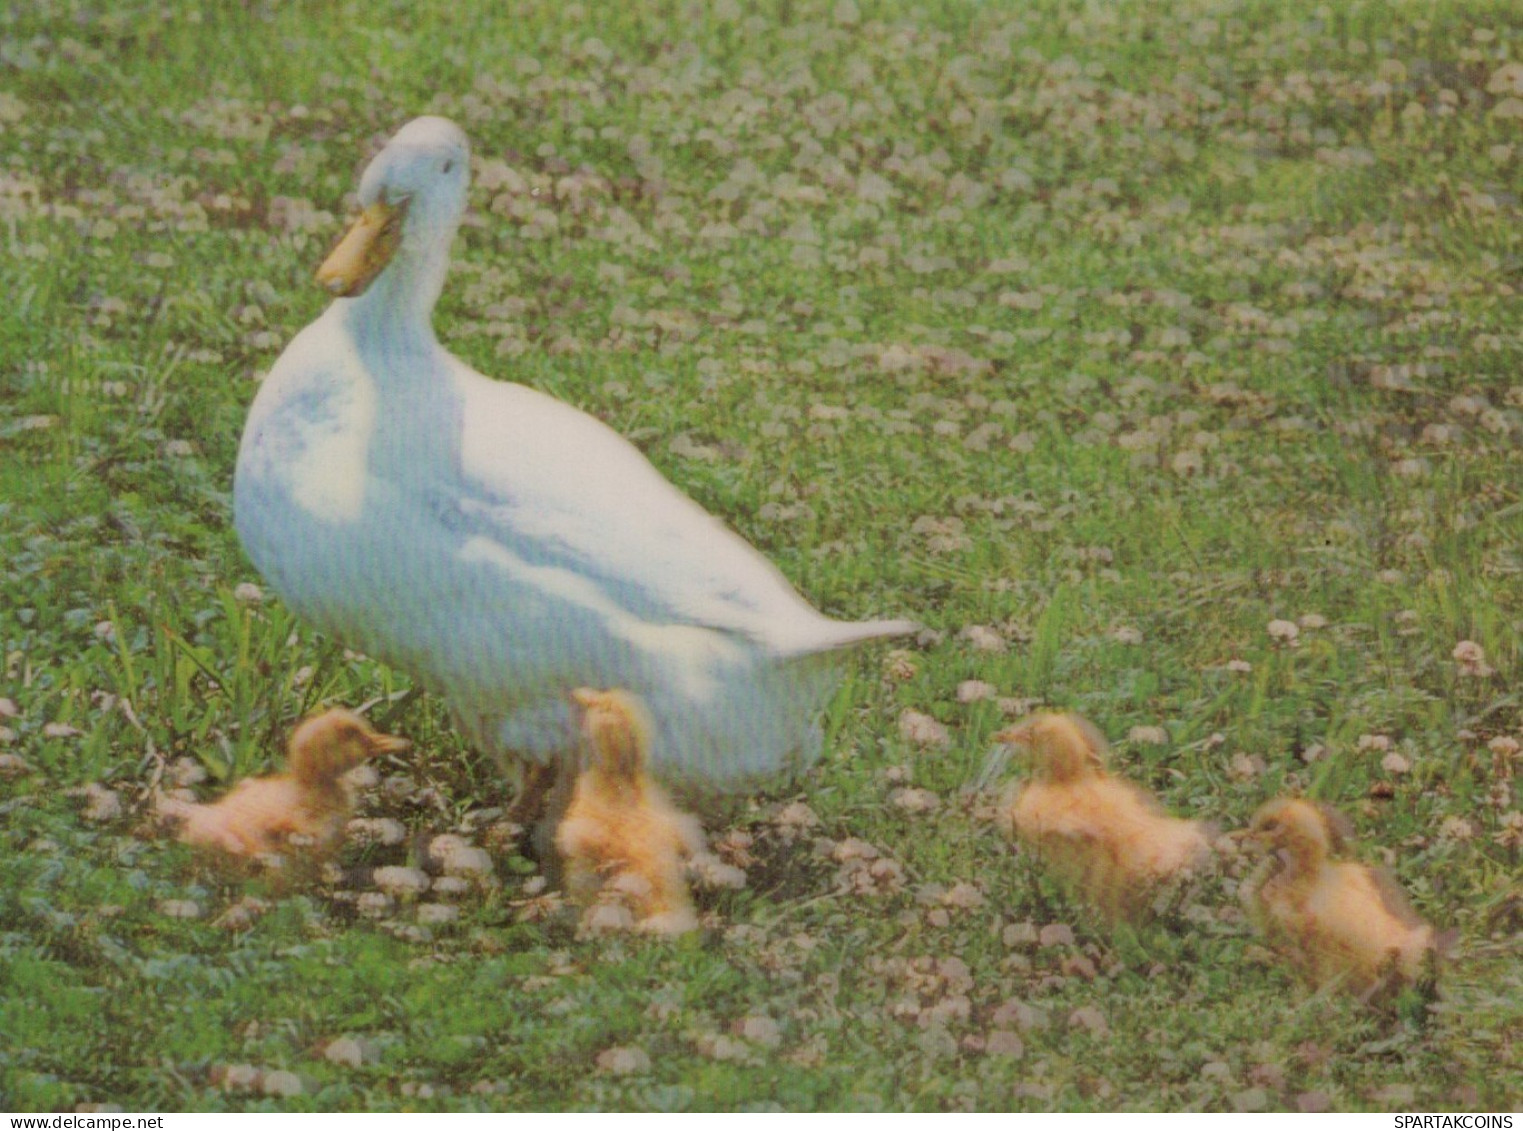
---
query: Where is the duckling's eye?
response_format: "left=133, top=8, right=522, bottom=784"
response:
left=442, top=159, right=455, bottom=175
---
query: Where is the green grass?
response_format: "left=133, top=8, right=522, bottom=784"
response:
left=2, top=0, right=1520, bottom=1112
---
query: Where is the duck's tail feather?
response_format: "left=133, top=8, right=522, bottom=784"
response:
left=780, top=616, right=920, bottom=656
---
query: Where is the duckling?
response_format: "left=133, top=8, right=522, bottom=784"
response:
left=989, top=712, right=1212, bottom=920
left=1242, top=798, right=1441, bottom=1001
left=556, top=688, right=700, bottom=935
left=162, top=709, right=409, bottom=860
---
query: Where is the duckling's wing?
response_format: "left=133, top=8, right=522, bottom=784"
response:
left=1038, top=822, right=1104, bottom=847
left=1015, top=787, right=1110, bottom=844
left=450, top=375, right=911, bottom=652
left=1361, top=862, right=1431, bottom=933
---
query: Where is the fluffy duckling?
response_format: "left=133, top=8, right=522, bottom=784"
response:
left=1243, top=798, right=1442, bottom=1001
left=556, top=688, right=700, bottom=935
left=990, top=712, right=1212, bottom=920
left=163, top=709, right=409, bottom=860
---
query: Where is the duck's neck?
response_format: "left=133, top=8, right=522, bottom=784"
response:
left=588, top=771, right=644, bottom=808
left=341, top=238, right=452, bottom=356
left=1280, top=838, right=1325, bottom=881
left=1042, top=757, right=1096, bottom=785
left=293, top=774, right=349, bottom=813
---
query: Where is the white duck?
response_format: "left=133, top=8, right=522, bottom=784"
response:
left=234, top=116, right=913, bottom=803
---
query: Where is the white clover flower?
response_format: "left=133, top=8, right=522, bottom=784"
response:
left=597, top=1046, right=652, bottom=1075
left=960, top=625, right=1007, bottom=653
left=899, top=709, right=951, bottom=748
left=1438, top=816, right=1476, bottom=842
left=1267, top=619, right=1300, bottom=644
left=1453, top=640, right=1494, bottom=677
left=1487, top=735, right=1520, bottom=758
left=956, top=679, right=996, bottom=702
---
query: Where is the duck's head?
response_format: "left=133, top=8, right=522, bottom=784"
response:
left=991, top=712, right=1108, bottom=784
left=287, top=707, right=411, bottom=785
left=572, top=687, right=653, bottom=781
left=1245, top=797, right=1349, bottom=869
left=317, top=116, right=471, bottom=299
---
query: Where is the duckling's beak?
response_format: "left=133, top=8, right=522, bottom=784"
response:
left=570, top=687, right=601, bottom=709
left=989, top=725, right=1033, bottom=748
left=1237, top=827, right=1276, bottom=851
left=316, top=198, right=410, bottom=298
left=364, top=731, right=412, bottom=757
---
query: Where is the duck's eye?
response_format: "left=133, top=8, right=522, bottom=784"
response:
left=442, top=159, right=455, bottom=175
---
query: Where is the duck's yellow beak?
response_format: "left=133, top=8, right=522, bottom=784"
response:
left=990, top=724, right=1033, bottom=748
left=315, top=198, right=409, bottom=298
left=363, top=731, right=412, bottom=757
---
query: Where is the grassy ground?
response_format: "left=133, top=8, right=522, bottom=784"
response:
left=2, top=0, right=1520, bottom=1112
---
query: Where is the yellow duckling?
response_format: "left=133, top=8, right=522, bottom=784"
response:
left=163, top=708, right=408, bottom=859
left=1243, top=798, right=1442, bottom=1001
left=990, top=712, right=1212, bottom=920
left=556, top=688, right=700, bottom=935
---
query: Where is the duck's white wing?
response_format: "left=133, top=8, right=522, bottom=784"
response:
left=446, top=372, right=900, bottom=654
